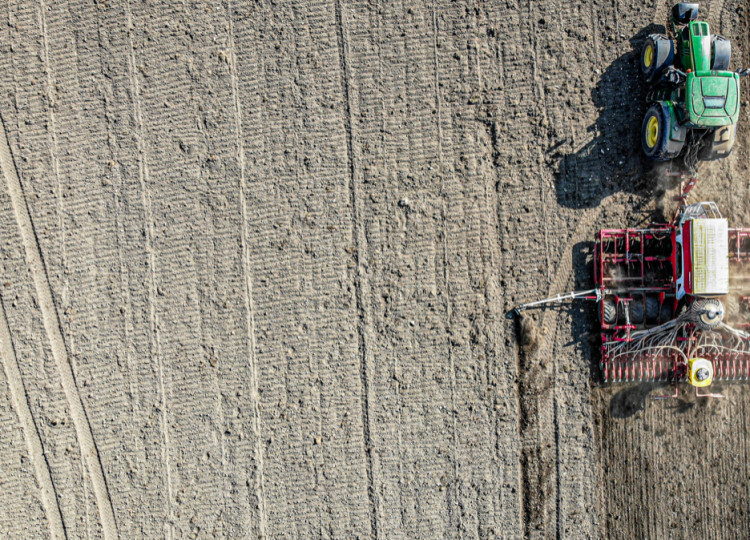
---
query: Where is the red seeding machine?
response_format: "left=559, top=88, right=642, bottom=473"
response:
left=507, top=202, right=750, bottom=398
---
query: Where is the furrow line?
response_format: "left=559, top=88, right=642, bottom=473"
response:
left=430, top=3, right=461, bottom=535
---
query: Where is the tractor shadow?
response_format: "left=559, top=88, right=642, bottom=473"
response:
left=553, top=24, right=670, bottom=209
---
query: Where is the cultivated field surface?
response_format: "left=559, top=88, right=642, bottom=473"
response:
left=0, top=0, right=749, bottom=538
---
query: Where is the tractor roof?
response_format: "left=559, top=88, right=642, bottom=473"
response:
left=686, top=218, right=729, bottom=296
left=686, top=71, right=740, bottom=126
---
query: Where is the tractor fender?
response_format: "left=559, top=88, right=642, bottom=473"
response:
left=711, top=35, right=731, bottom=71
left=662, top=101, right=687, bottom=143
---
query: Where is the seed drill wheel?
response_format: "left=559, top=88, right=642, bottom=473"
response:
left=601, top=298, right=617, bottom=325
left=642, top=103, right=684, bottom=160
left=630, top=296, right=645, bottom=325
left=699, top=125, right=736, bottom=161
left=659, top=302, right=673, bottom=324
left=640, top=34, right=674, bottom=83
left=645, top=296, right=660, bottom=324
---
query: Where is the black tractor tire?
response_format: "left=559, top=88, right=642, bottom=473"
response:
left=630, top=297, right=645, bottom=325
left=642, top=103, right=685, bottom=161
left=699, top=125, right=736, bottom=161
left=711, top=35, right=731, bottom=71
left=641, top=34, right=675, bottom=83
left=601, top=298, right=617, bottom=325
left=645, top=296, right=660, bottom=323
left=660, top=302, right=674, bottom=324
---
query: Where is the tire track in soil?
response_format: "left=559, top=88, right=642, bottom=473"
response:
left=122, top=3, right=264, bottom=536
left=0, top=296, right=66, bottom=540
left=497, top=0, right=644, bottom=534
left=225, top=2, right=268, bottom=536
left=0, top=115, right=119, bottom=539
left=122, top=3, right=174, bottom=536
left=343, top=0, right=527, bottom=535
left=491, top=0, right=564, bottom=535
left=233, top=1, right=373, bottom=536
left=344, top=0, right=481, bottom=536
left=2, top=1, right=139, bottom=536
left=435, top=1, right=527, bottom=536
left=37, top=2, right=101, bottom=535
left=334, top=0, right=379, bottom=535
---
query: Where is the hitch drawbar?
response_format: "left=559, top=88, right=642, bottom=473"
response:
left=505, top=289, right=602, bottom=319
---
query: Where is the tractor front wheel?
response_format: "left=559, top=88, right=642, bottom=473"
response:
left=699, top=125, right=736, bottom=161
left=641, top=103, right=684, bottom=160
left=640, top=34, right=674, bottom=83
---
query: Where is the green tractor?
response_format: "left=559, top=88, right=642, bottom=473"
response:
left=640, top=3, right=749, bottom=165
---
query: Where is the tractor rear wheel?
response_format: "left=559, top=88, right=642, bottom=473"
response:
left=699, top=125, right=736, bottom=161
left=642, top=103, right=684, bottom=160
left=641, top=34, right=674, bottom=83
left=711, top=35, right=731, bottom=71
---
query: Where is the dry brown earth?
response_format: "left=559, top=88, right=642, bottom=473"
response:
left=0, top=0, right=748, bottom=538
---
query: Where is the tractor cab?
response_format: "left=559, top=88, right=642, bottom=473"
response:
left=674, top=202, right=729, bottom=300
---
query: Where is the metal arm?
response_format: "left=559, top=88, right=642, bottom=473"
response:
left=505, top=289, right=602, bottom=319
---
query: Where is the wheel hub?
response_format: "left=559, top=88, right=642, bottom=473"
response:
left=646, top=116, right=659, bottom=148
left=644, top=44, right=654, bottom=68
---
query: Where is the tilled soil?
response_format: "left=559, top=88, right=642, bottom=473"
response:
left=0, top=0, right=748, bottom=538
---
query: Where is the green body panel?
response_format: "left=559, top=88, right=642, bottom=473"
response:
left=678, top=21, right=711, bottom=71
left=685, top=72, right=740, bottom=126
left=689, top=21, right=711, bottom=71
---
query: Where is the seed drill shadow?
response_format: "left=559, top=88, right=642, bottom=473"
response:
left=553, top=24, right=667, bottom=209
left=609, top=383, right=659, bottom=418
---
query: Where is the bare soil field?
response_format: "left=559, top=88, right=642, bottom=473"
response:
left=0, top=0, right=748, bottom=538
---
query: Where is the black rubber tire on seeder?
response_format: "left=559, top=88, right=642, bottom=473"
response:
left=645, top=296, right=660, bottom=323
left=602, top=298, right=617, bottom=325
left=630, top=297, right=645, bottom=325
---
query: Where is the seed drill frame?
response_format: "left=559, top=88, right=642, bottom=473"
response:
left=508, top=202, right=750, bottom=398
